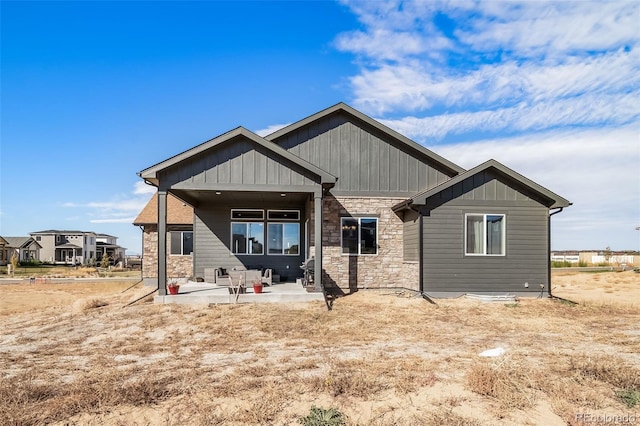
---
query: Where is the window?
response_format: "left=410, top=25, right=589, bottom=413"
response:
left=35, top=236, right=41, bottom=241
left=231, top=209, right=264, bottom=220
left=465, top=214, right=505, bottom=256
left=231, top=222, right=264, bottom=254
left=341, top=217, right=378, bottom=255
left=267, top=210, right=300, bottom=221
left=268, top=223, right=300, bottom=255
left=170, top=231, right=193, bottom=255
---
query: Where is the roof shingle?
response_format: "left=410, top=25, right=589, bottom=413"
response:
left=133, top=193, right=193, bottom=225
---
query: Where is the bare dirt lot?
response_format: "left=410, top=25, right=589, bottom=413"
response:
left=1, top=271, right=639, bottom=425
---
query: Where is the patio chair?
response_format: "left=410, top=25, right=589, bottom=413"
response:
left=262, top=268, right=273, bottom=286
left=214, top=267, right=229, bottom=284
left=228, top=271, right=245, bottom=303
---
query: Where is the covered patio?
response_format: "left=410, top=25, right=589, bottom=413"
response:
left=155, top=280, right=325, bottom=305
left=138, top=127, right=337, bottom=299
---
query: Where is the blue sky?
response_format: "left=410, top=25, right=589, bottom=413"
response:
left=1, top=0, right=638, bottom=254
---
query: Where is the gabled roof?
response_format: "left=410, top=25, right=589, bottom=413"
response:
left=133, top=192, right=194, bottom=226
left=138, top=126, right=337, bottom=186
left=393, top=159, right=572, bottom=210
left=2, top=237, right=42, bottom=249
left=264, top=102, right=465, bottom=176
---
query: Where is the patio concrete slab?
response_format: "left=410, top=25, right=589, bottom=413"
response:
left=154, top=281, right=324, bottom=305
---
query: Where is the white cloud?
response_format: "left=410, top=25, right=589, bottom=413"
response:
left=134, top=181, right=156, bottom=195
left=254, top=123, right=291, bottom=137
left=63, top=182, right=154, bottom=223
left=381, top=92, right=639, bottom=141
left=337, top=1, right=640, bottom=136
left=455, top=1, right=639, bottom=58
left=350, top=47, right=640, bottom=116
left=335, top=29, right=451, bottom=62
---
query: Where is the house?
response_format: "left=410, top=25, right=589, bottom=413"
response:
left=136, top=103, right=570, bottom=297
left=134, top=192, right=194, bottom=285
left=95, top=234, right=126, bottom=265
left=0, top=236, right=8, bottom=265
left=29, top=230, right=98, bottom=265
left=1, top=237, right=42, bottom=264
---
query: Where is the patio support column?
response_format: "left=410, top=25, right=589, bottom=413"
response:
left=158, top=190, right=168, bottom=296
left=313, top=190, right=322, bottom=291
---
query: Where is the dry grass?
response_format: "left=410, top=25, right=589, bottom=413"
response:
left=1, top=271, right=639, bottom=425
left=466, top=356, right=538, bottom=410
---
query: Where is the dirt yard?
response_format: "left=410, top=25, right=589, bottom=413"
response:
left=1, top=271, right=639, bottom=425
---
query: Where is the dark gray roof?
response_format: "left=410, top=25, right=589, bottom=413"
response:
left=394, top=159, right=572, bottom=210
left=138, top=127, right=337, bottom=186
left=97, top=242, right=124, bottom=248
left=30, top=230, right=97, bottom=235
left=264, top=102, right=466, bottom=176
left=56, top=243, right=82, bottom=249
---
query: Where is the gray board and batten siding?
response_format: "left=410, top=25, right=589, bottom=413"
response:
left=402, top=208, right=421, bottom=263
left=419, top=169, right=553, bottom=296
left=270, top=109, right=460, bottom=196
left=157, top=134, right=324, bottom=193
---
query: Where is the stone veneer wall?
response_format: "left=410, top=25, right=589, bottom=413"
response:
left=310, top=195, right=419, bottom=292
left=142, top=225, right=193, bottom=280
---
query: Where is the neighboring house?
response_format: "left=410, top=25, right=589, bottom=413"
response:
left=133, top=193, right=194, bottom=285
left=136, top=103, right=570, bottom=297
left=1, top=237, right=42, bottom=263
left=0, top=236, right=8, bottom=266
left=95, top=234, right=126, bottom=265
left=29, top=230, right=98, bottom=265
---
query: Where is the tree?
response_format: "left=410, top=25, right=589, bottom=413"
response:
left=10, top=253, right=19, bottom=275
left=101, top=254, right=110, bottom=269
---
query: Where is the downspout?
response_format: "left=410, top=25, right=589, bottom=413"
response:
left=408, top=204, right=436, bottom=304
left=547, top=207, right=564, bottom=298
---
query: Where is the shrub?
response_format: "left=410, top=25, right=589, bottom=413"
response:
left=551, top=260, right=573, bottom=268
left=299, top=406, right=346, bottom=426
left=616, top=389, right=640, bottom=408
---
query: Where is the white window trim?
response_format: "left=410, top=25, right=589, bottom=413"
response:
left=231, top=209, right=264, bottom=220
left=267, top=209, right=300, bottom=221
left=464, top=213, right=506, bottom=257
left=267, top=222, right=301, bottom=256
left=340, top=217, right=379, bottom=256
left=230, top=222, right=264, bottom=255
left=169, top=231, right=193, bottom=256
